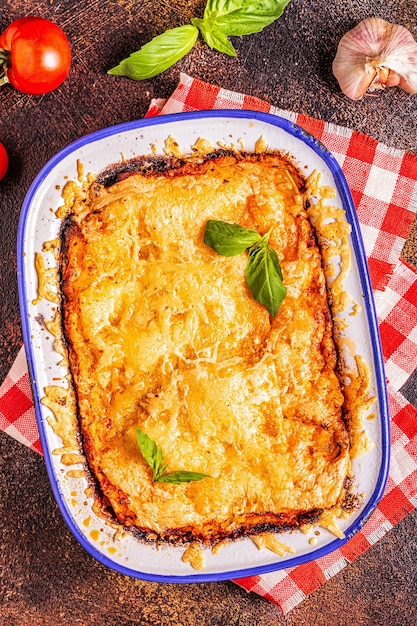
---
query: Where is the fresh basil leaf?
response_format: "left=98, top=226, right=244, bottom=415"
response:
left=108, top=25, right=198, bottom=80
left=191, top=17, right=237, bottom=56
left=204, top=220, right=287, bottom=316
left=157, top=471, right=212, bottom=484
left=246, top=237, right=287, bottom=317
left=136, top=428, right=167, bottom=481
left=204, top=220, right=261, bottom=256
left=136, top=428, right=211, bottom=483
left=202, top=0, right=291, bottom=37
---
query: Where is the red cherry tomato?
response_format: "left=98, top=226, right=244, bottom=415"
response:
left=0, top=142, right=8, bottom=181
left=0, top=17, right=71, bottom=95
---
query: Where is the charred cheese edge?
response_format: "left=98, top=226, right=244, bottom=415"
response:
left=55, top=150, right=357, bottom=545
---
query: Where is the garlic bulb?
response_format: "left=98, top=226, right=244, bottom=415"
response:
left=332, top=17, right=417, bottom=100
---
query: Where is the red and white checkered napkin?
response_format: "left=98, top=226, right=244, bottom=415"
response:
left=2, top=73, right=417, bottom=613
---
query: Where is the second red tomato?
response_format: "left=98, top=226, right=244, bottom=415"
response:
left=0, top=142, right=8, bottom=181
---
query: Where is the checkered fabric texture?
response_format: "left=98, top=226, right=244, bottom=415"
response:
left=1, top=73, right=417, bottom=613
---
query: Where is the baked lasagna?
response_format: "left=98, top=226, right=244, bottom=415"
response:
left=59, top=148, right=355, bottom=544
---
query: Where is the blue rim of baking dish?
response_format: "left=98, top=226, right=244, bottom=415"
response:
left=17, top=109, right=390, bottom=584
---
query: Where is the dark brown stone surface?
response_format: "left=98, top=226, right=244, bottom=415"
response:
left=1, top=1, right=416, bottom=624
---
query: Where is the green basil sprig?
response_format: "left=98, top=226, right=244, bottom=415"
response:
left=108, top=25, right=198, bottom=81
left=136, top=428, right=211, bottom=484
left=203, top=220, right=261, bottom=256
left=108, top=0, right=291, bottom=80
left=192, top=0, right=291, bottom=56
left=204, top=219, right=287, bottom=317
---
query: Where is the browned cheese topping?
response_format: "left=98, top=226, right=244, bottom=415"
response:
left=57, top=150, right=359, bottom=544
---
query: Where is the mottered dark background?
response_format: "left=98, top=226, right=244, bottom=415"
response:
left=1, top=1, right=417, bottom=625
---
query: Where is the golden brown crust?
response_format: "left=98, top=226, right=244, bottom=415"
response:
left=60, top=151, right=350, bottom=544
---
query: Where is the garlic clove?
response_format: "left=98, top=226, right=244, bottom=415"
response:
left=332, top=17, right=417, bottom=100
left=385, top=70, right=401, bottom=88
left=379, top=23, right=417, bottom=93
left=333, top=56, right=377, bottom=101
left=398, top=75, right=417, bottom=94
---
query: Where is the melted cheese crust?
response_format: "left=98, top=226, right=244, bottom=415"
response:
left=60, top=152, right=350, bottom=542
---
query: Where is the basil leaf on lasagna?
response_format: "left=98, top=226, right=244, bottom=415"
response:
left=204, top=220, right=286, bottom=316
left=136, top=428, right=211, bottom=484
left=204, top=219, right=261, bottom=256
left=157, top=471, right=212, bottom=483
left=136, top=428, right=167, bottom=481
left=246, top=234, right=287, bottom=318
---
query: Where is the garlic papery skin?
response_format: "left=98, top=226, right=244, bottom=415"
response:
left=332, top=17, right=417, bottom=100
